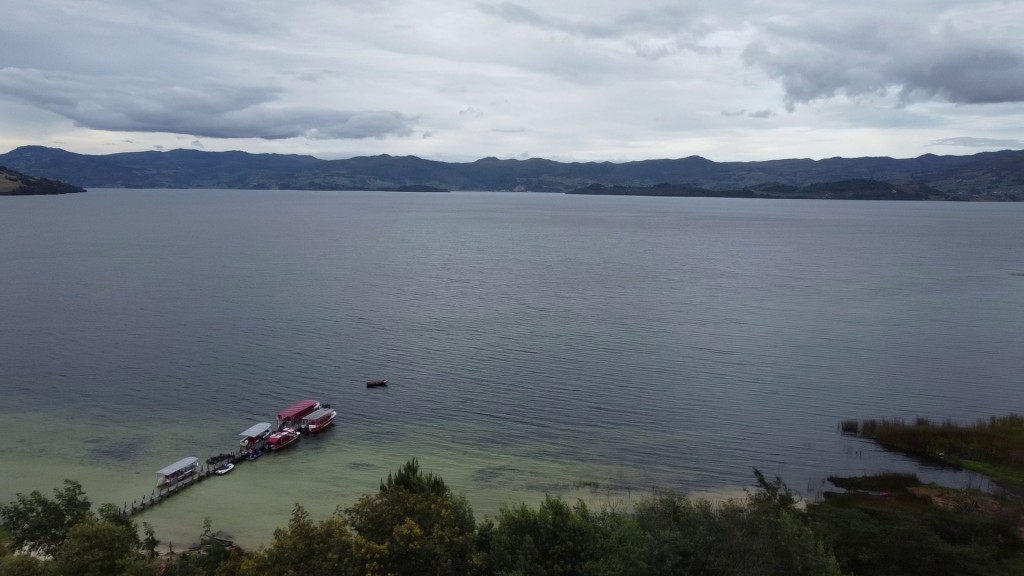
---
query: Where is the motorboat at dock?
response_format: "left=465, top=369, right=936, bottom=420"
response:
left=123, top=397, right=338, bottom=515
left=276, top=400, right=321, bottom=428
left=213, top=462, right=234, bottom=475
left=266, top=428, right=301, bottom=451
left=239, top=422, right=273, bottom=447
left=300, top=407, right=337, bottom=433
left=156, top=456, right=199, bottom=487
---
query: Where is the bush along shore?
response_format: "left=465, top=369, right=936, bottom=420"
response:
left=2, top=416, right=1024, bottom=576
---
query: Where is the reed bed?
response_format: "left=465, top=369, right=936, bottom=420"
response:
left=854, top=414, right=1024, bottom=490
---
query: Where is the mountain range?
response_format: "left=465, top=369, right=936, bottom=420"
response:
left=1, top=145, right=1021, bottom=200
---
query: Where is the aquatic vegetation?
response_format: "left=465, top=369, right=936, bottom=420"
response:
left=827, top=472, right=922, bottom=493
left=855, top=414, right=1024, bottom=491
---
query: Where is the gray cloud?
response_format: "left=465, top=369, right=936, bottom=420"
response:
left=0, top=68, right=414, bottom=140
left=743, top=9, right=1024, bottom=109
left=477, top=2, right=717, bottom=58
left=931, top=136, right=1024, bottom=148
left=721, top=109, right=774, bottom=119
left=1, top=1, right=1020, bottom=162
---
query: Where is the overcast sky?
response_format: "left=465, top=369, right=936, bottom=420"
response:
left=1, top=0, right=1022, bottom=162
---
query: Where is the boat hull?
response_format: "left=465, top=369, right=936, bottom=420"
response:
left=266, top=429, right=300, bottom=451
left=307, top=420, right=334, bottom=433
left=302, top=409, right=337, bottom=433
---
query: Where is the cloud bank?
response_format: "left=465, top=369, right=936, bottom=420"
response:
left=0, top=1, right=1020, bottom=161
left=0, top=68, right=413, bottom=140
left=931, top=137, right=1024, bottom=148
left=742, top=6, right=1024, bottom=109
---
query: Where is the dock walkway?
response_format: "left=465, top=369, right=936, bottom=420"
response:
left=120, top=447, right=253, bottom=517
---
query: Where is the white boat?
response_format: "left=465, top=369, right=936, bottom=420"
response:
left=156, top=456, right=199, bottom=487
left=300, top=407, right=337, bottom=433
left=213, top=462, right=235, bottom=476
left=239, top=422, right=273, bottom=447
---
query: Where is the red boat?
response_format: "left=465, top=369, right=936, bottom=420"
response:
left=266, top=428, right=300, bottom=451
left=301, top=408, right=337, bottom=433
left=276, top=400, right=320, bottom=427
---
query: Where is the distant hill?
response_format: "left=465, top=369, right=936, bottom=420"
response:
left=0, top=165, right=85, bottom=196
left=568, top=179, right=954, bottom=201
left=0, top=145, right=1021, bottom=200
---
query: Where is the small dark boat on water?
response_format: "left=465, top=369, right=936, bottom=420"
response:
left=367, top=379, right=388, bottom=388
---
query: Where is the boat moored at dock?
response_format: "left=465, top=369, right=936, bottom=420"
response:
left=213, top=462, right=234, bottom=475
left=300, top=407, right=337, bottom=433
left=239, top=422, right=273, bottom=446
left=276, top=400, right=321, bottom=428
left=156, top=457, right=199, bottom=487
left=266, top=428, right=301, bottom=451
left=122, top=397, right=337, bottom=516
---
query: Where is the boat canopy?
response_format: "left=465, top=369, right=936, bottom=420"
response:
left=239, top=422, right=272, bottom=438
left=302, top=408, right=335, bottom=422
left=277, top=399, right=320, bottom=422
left=156, top=457, right=199, bottom=477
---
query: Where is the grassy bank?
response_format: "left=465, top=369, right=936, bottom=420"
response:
left=809, top=472, right=1024, bottom=576
left=842, top=414, right=1024, bottom=492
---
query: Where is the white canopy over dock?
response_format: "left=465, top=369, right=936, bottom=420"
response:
left=156, top=456, right=199, bottom=477
left=239, top=422, right=272, bottom=439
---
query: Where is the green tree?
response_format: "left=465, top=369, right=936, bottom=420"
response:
left=141, top=522, right=160, bottom=559
left=486, top=496, right=598, bottom=576
left=748, top=468, right=797, bottom=512
left=380, top=458, right=449, bottom=496
left=0, top=554, right=54, bottom=576
left=586, top=509, right=648, bottom=576
left=98, top=503, right=141, bottom=547
left=634, top=492, right=843, bottom=576
left=53, top=519, right=143, bottom=576
left=346, top=459, right=478, bottom=576
left=808, top=502, right=1024, bottom=576
left=237, top=504, right=358, bottom=576
left=0, top=480, right=93, bottom=556
left=160, top=517, right=252, bottom=576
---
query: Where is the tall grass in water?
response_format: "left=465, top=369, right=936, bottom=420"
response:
left=839, top=419, right=859, bottom=434
left=855, top=414, right=1024, bottom=489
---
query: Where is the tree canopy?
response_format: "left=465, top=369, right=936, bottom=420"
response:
left=2, top=461, right=1022, bottom=576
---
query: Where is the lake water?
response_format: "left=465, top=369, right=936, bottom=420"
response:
left=1, top=189, right=1022, bottom=548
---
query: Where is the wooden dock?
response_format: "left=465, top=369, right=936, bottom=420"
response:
left=119, top=448, right=252, bottom=517
left=117, top=414, right=330, bottom=518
